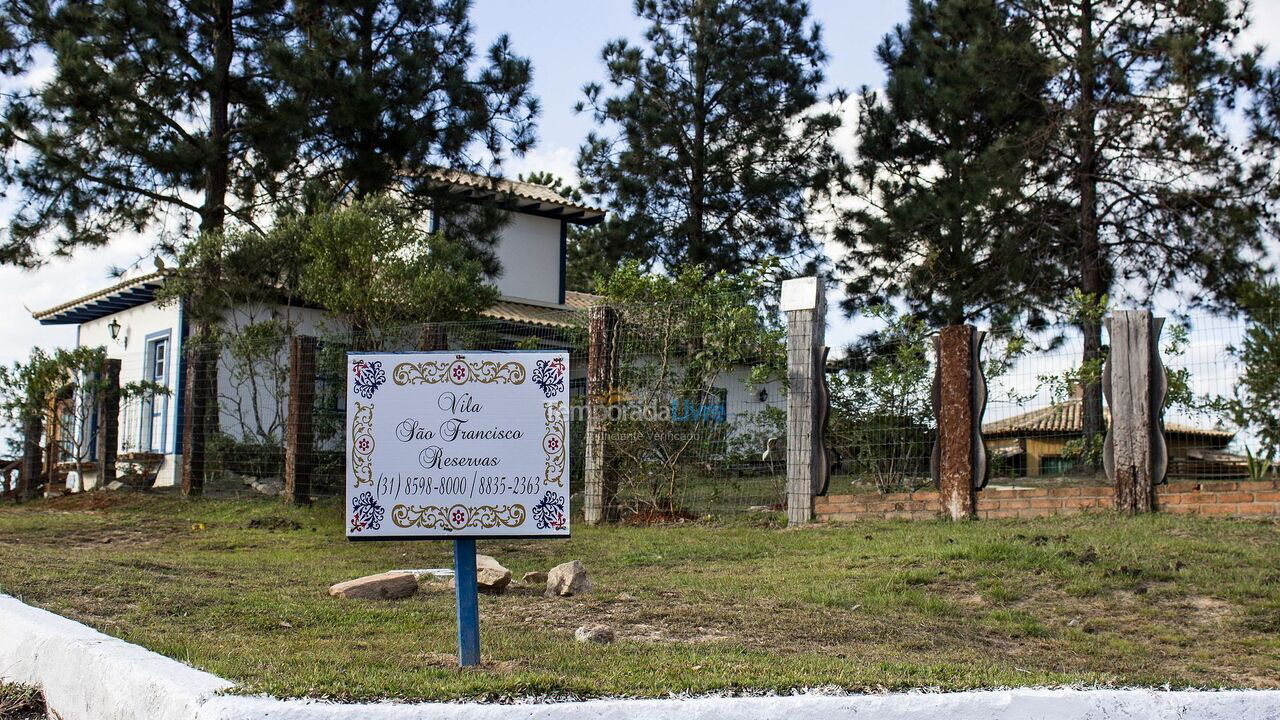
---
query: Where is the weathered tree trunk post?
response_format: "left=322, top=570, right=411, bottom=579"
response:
left=97, top=359, right=121, bottom=488
left=44, top=394, right=59, bottom=496
left=931, top=325, right=988, bottom=520
left=584, top=305, right=620, bottom=525
left=285, top=336, right=318, bottom=505
left=782, top=277, right=826, bottom=526
left=181, top=342, right=210, bottom=497
left=1104, top=310, right=1167, bottom=514
left=17, top=411, right=42, bottom=502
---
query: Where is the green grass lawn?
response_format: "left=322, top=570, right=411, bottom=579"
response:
left=0, top=493, right=1277, bottom=701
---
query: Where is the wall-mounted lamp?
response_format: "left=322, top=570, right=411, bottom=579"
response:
left=757, top=388, right=769, bottom=403
left=108, top=318, right=127, bottom=348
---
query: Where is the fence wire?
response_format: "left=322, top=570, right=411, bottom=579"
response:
left=25, top=303, right=1280, bottom=509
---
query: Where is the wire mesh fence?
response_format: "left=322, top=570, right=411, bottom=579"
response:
left=586, top=299, right=788, bottom=519
left=26, top=300, right=1280, bottom=511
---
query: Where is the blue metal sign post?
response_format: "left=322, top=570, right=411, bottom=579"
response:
left=453, top=539, right=481, bottom=667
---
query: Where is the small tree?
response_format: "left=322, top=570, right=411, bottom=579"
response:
left=288, top=195, right=500, bottom=345
left=595, top=260, right=785, bottom=513
left=1210, top=282, right=1280, bottom=463
left=0, top=346, right=167, bottom=494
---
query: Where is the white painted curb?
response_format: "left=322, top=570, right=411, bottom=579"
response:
left=3, top=593, right=1279, bottom=720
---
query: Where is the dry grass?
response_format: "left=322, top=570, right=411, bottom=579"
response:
left=0, top=492, right=1278, bottom=701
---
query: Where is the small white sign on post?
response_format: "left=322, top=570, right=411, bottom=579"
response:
left=345, top=351, right=571, bottom=540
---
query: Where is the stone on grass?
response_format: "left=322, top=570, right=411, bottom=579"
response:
left=546, top=560, right=592, bottom=597
left=328, top=572, right=418, bottom=600
left=522, top=571, right=548, bottom=586
left=448, top=554, right=512, bottom=595
left=575, top=623, right=615, bottom=644
left=105, top=481, right=126, bottom=491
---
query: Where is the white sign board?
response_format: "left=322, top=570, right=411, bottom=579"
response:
left=345, top=351, right=570, bottom=540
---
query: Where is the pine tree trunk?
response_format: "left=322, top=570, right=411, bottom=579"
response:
left=183, top=0, right=234, bottom=497
left=1076, top=0, right=1104, bottom=474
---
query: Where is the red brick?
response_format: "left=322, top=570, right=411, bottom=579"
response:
left=1215, top=492, right=1255, bottom=504
left=1235, top=503, right=1278, bottom=516
left=911, top=491, right=939, bottom=502
left=1238, top=481, right=1278, bottom=492
left=1198, top=504, right=1237, bottom=516
left=1163, top=481, right=1201, bottom=494
left=1163, top=505, right=1195, bottom=514
left=1254, top=491, right=1280, bottom=503
left=1048, top=487, right=1085, bottom=497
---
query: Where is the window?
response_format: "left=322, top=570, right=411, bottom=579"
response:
left=141, top=334, right=171, bottom=453
left=1039, top=455, right=1073, bottom=476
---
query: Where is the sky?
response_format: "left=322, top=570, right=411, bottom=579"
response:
left=3, top=0, right=1279, bottom=388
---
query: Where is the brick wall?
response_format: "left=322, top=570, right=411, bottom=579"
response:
left=815, top=480, right=1280, bottom=522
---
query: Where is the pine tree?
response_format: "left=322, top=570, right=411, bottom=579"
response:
left=576, top=0, right=843, bottom=278
left=0, top=0, right=295, bottom=263
left=1015, top=0, right=1267, bottom=462
left=835, top=0, right=1066, bottom=331
left=283, top=0, right=539, bottom=271
left=0, top=0, right=302, bottom=495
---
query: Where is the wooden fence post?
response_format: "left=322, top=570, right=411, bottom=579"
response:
left=285, top=335, right=318, bottom=505
left=1104, top=310, right=1167, bottom=514
left=97, top=359, right=121, bottom=488
left=782, top=277, right=826, bottom=526
left=17, top=411, right=42, bottom=502
left=584, top=305, right=620, bottom=525
left=932, top=325, right=987, bottom=520
left=181, top=342, right=210, bottom=497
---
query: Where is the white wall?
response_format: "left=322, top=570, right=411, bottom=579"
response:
left=77, top=300, right=183, bottom=488
left=491, top=213, right=563, bottom=304
left=214, top=303, right=333, bottom=453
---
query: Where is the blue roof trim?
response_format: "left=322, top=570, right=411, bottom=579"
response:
left=37, top=281, right=164, bottom=325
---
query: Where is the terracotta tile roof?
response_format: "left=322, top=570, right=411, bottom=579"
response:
left=479, top=292, right=601, bottom=328
left=421, top=169, right=606, bottom=225
left=982, top=399, right=1234, bottom=440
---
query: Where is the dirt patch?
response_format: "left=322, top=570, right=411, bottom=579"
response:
left=415, top=652, right=523, bottom=673
left=1188, top=595, right=1232, bottom=620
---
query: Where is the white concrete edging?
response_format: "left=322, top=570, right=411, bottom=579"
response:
left=3, top=593, right=1279, bottom=720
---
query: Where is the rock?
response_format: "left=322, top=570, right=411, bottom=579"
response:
left=105, top=481, right=126, bottom=491
left=521, top=571, right=548, bottom=586
left=546, top=560, right=592, bottom=597
left=448, top=555, right=511, bottom=595
left=250, top=478, right=285, bottom=497
left=575, top=623, right=614, bottom=644
left=747, top=505, right=772, bottom=513
left=328, top=572, right=418, bottom=600
left=476, top=566, right=512, bottom=595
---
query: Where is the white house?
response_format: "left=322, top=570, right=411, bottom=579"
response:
left=32, top=172, right=607, bottom=490
left=32, top=170, right=786, bottom=491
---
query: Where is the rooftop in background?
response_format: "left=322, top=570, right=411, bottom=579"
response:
left=982, top=399, right=1234, bottom=442
left=421, top=168, right=606, bottom=225
left=481, top=290, right=598, bottom=328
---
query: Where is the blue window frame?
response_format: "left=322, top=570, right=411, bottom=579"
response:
left=141, top=331, right=172, bottom=453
